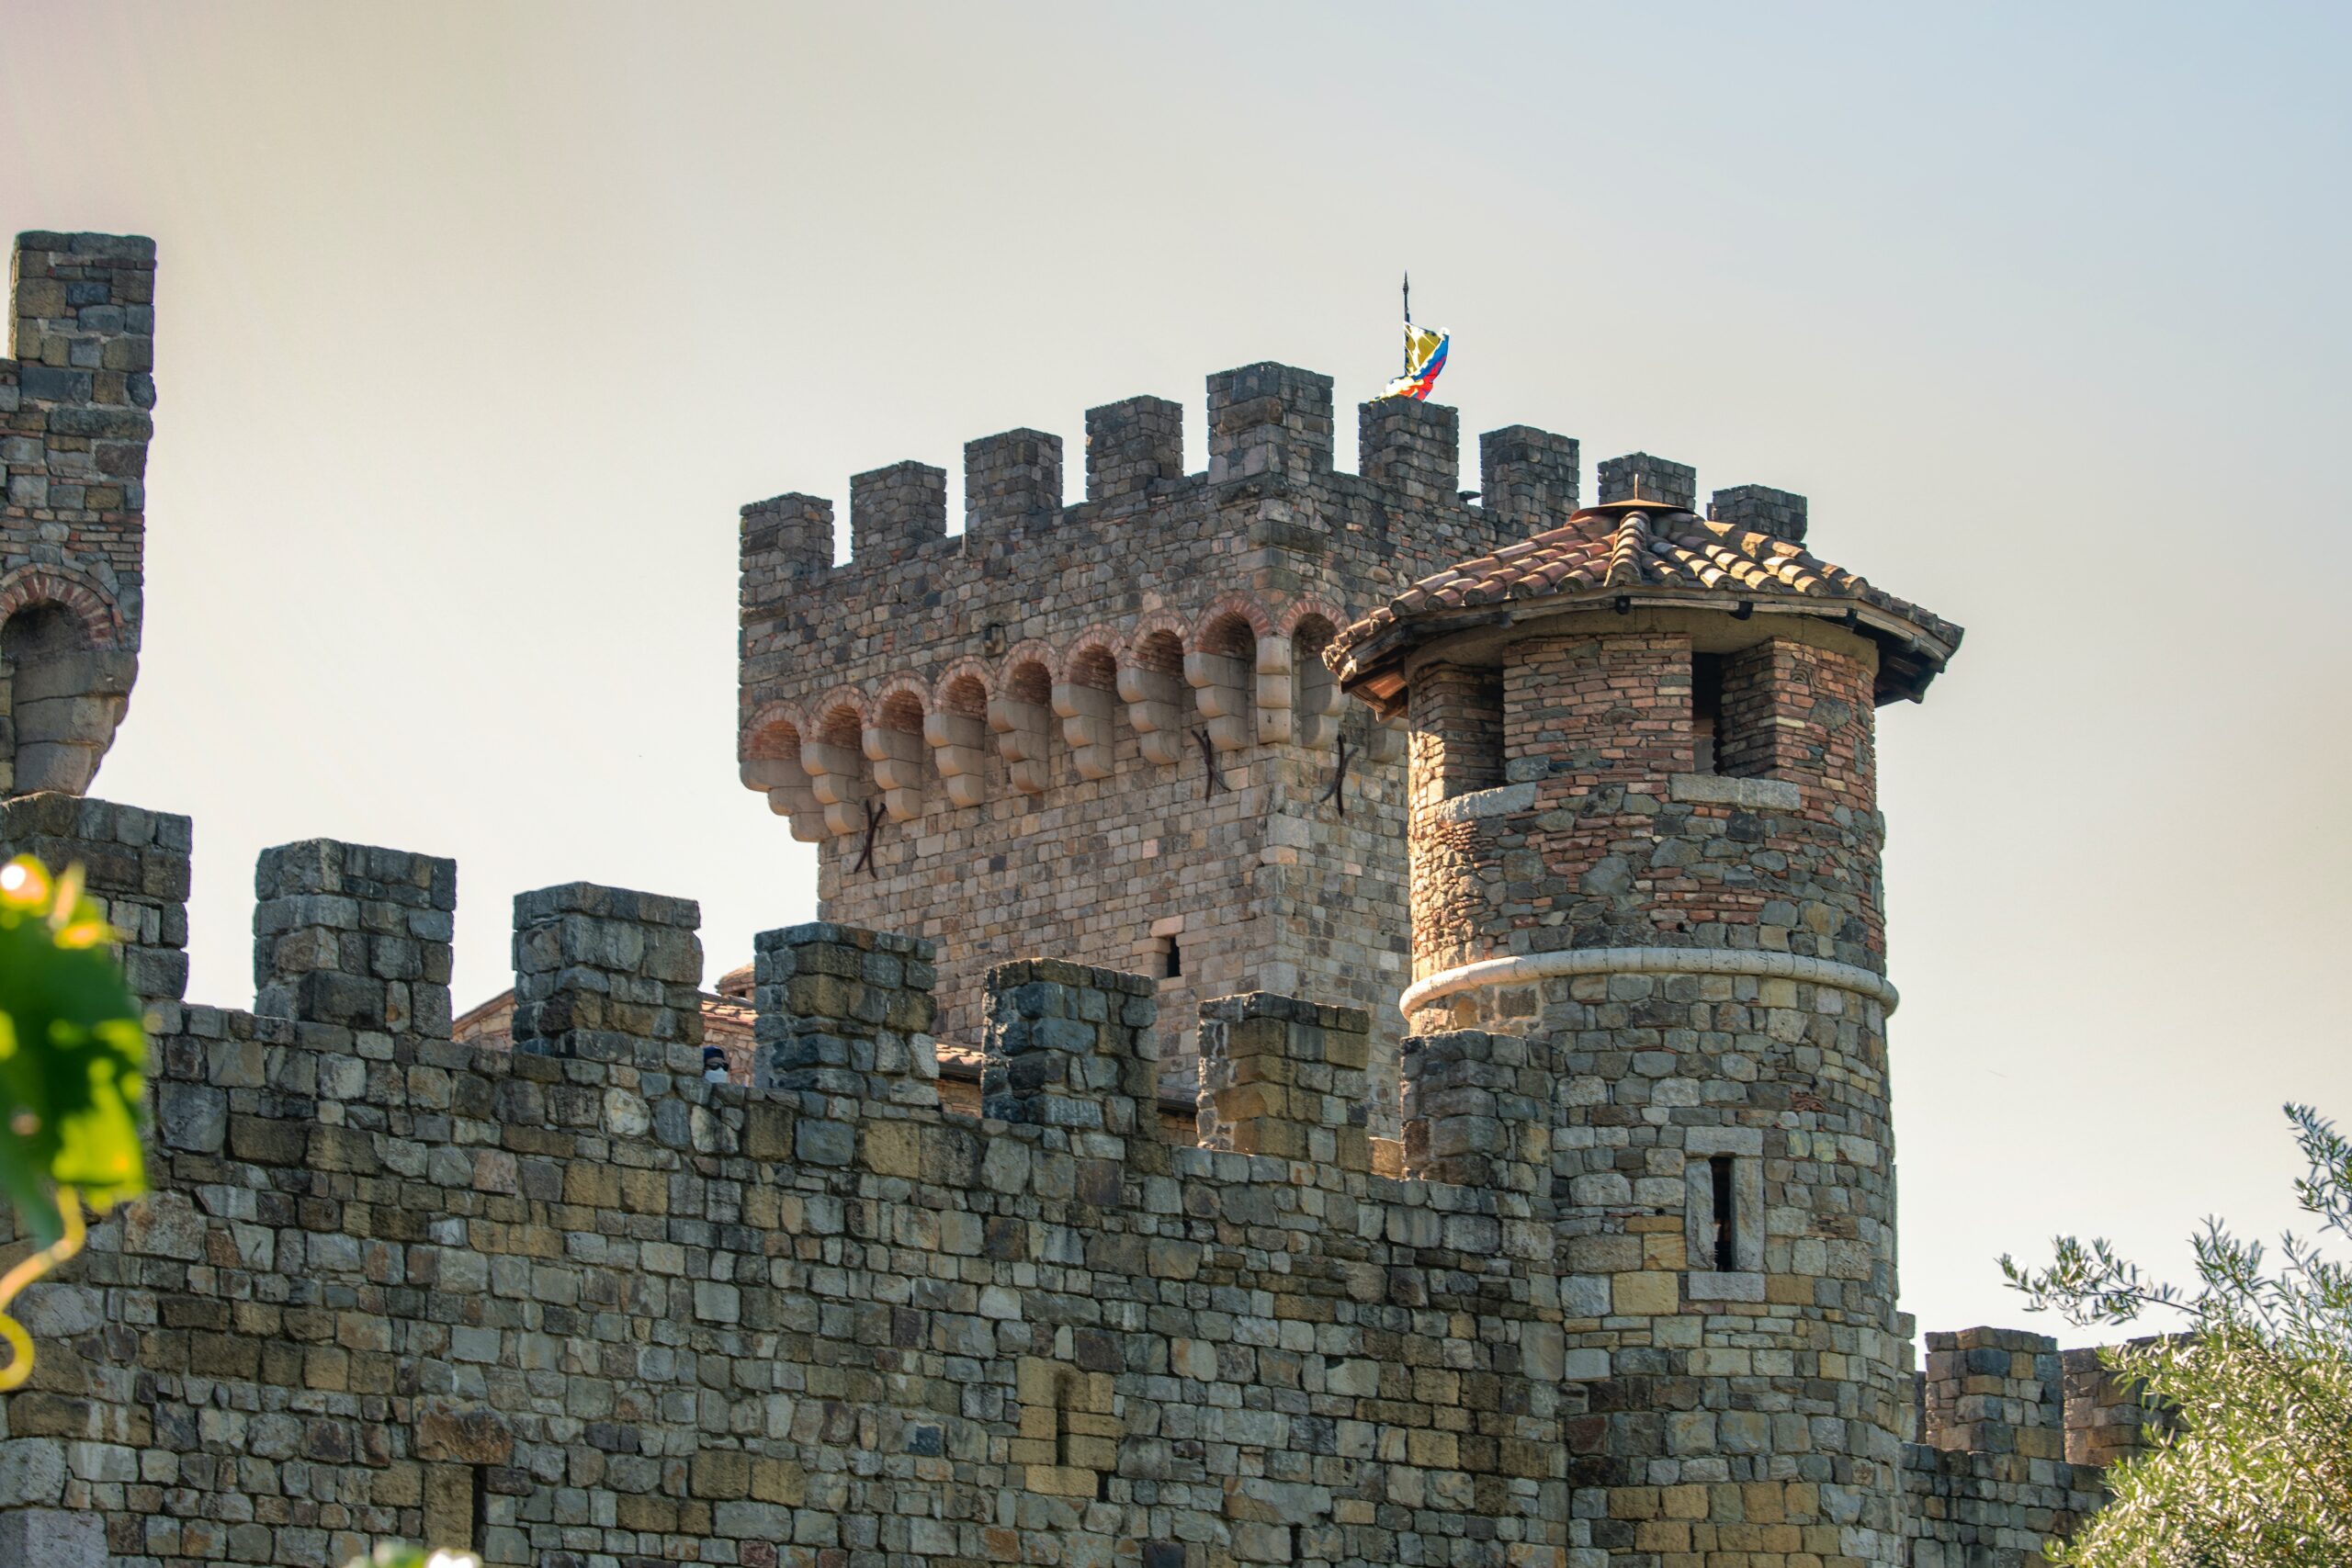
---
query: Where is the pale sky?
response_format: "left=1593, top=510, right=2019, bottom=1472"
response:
left=6, top=1, right=2346, bottom=1347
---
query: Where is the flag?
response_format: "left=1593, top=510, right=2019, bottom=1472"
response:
left=1382, top=323, right=1449, bottom=400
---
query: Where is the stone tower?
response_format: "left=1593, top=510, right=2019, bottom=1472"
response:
left=737, top=366, right=1583, bottom=1111
left=1, top=231, right=156, bottom=796
left=1330, top=473, right=1963, bottom=1565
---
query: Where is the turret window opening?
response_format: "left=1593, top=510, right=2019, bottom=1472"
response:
left=1411, top=664, right=1505, bottom=807
left=1691, top=652, right=1725, bottom=775
left=1158, top=934, right=1182, bottom=979
left=1709, top=1156, right=1737, bottom=1272
left=1686, top=1140, right=1761, bottom=1276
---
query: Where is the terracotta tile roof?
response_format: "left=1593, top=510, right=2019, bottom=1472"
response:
left=1331, top=502, right=1962, bottom=705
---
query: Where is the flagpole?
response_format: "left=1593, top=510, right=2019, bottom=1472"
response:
left=1401, top=271, right=1411, bottom=376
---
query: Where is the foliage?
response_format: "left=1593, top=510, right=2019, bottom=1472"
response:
left=2002, top=1103, right=2352, bottom=1566
left=346, top=1548, right=481, bottom=1568
left=0, top=854, right=150, bottom=1390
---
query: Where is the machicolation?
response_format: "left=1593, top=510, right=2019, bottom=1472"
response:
left=1, top=229, right=2149, bottom=1568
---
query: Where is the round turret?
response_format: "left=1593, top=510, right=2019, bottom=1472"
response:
left=1333, top=477, right=1962, bottom=1567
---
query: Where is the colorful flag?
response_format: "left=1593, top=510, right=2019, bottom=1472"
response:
left=1382, top=322, right=1449, bottom=400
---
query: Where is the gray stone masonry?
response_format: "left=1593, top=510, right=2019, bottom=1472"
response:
left=1596, top=450, right=1697, bottom=510
left=964, top=429, right=1062, bottom=533
left=1710, top=482, right=1809, bottom=544
left=980, top=957, right=1159, bottom=1159
left=2, top=231, right=157, bottom=798
left=1478, top=425, right=1581, bottom=525
left=0, top=789, right=188, bottom=1009
left=1081, top=394, right=1182, bottom=502
left=1195, top=991, right=1371, bottom=1172
left=849, top=460, right=946, bottom=563
left=253, top=839, right=455, bottom=1039
left=751, top=920, right=939, bottom=1108
left=1904, top=1326, right=2109, bottom=1566
left=1358, top=398, right=1459, bottom=505
left=2063, top=1341, right=2171, bottom=1467
left=1399, top=1027, right=1552, bottom=1202
left=1, top=769, right=2131, bottom=1568
left=510, top=880, right=701, bottom=1067
left=13, top=824, right=1587, bottom=1564
left=739, top=363, right=1572, bottom=1122
left=1924, top=1325, right=2064, bottom=1460
left=0, top=1507, right=106, bottom=1568
left=1205, top=362, right=1334, bottom=484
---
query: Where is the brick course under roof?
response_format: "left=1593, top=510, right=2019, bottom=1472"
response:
left=1329, top=500, right=1963, bottom=706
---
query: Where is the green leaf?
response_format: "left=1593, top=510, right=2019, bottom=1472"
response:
left=0, top=856, right=150, bottom=1243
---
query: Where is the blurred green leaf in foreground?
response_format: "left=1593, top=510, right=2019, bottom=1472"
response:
left=0, top=853, right=149, bottom=1389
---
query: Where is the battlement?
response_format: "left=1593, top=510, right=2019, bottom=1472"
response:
left=3, top=789, right=1577, bottom=1190
left=2, top=230, right=157, bottom=799
left=10, top=787, right=1584, bottom=1562
left=1899, top=1326, right=2152, bottom=1564
left=1, top=788, right=2117, bottom=1568
left=733, top=361, right=1622, bottom=1109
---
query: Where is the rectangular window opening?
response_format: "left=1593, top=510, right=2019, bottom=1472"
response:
left=1709, top=1155, right=1738, bottom=1273
left=1157, top=934, right=1182, bottom=979
left=1417, top=664, right=1506, bottom=803
left=1691, top=653, right=1725, bottom=776
left=469, top=1463, right=490, bottom=1552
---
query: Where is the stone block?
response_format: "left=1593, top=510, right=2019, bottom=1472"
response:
left=0, top=1508, right=105, bottom=1568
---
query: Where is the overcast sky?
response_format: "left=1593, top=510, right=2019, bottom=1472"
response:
left=6, top=1, right=2346, bottom=1346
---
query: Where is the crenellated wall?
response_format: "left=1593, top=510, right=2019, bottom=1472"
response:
left=2, top=231, right=157, bottom=798
left=737, top=370, right=1579, bottom=1121
left=0, top=795, right=1592, bottom=1568
left=0, top=794, right=2143, bottom=1568
left=1900, top=1327, right=2157, bottom=1566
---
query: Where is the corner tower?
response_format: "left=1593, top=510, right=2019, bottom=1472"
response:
left=738, top=369, right=1580, bottom=1111
left=1332, top=471, right=1962, bottom=1565
left=1, top=231, right=156, bottom=796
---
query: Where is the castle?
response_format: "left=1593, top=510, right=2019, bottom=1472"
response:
left=0, top=231, right=2154, bottom=1568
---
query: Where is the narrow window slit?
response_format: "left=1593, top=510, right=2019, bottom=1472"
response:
left=469, top=1463, right=490, bottom=1551
left=1691, top=652, right=1724, bottom=775
left=1710, top=1155, right=1738, bottom=1272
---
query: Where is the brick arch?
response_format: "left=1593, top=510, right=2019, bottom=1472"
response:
left=1194, top=592, right=1270, bottom=658
left=0, top=565, right=120, bottom=650
left=1276, top=594, right=1348, bottom=642
left=933, top=659, right=994, bottom=718
left=808, top=688, right=870, bottom=750
left=1059, top=623, right=1125, bottom=689
left=997, top=639, right=1057, bottom=706
left=872, top=677, right=930, bottom=735
left=1125, top=610, right=1191, bottom=676
left=740, top=701, right=808, bottom=761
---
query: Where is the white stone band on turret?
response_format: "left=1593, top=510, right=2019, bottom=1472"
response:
left=1399, top=946, right=1901, bottom=1018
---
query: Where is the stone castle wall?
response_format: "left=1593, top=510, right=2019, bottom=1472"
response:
left=0, top=794, right=2158, bottom=1568
left=0, top=795, right=1585, bottom=1568
left=2, top=231, right=156, bottom=798
left=737, top=373, right=1588, bottom=1120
